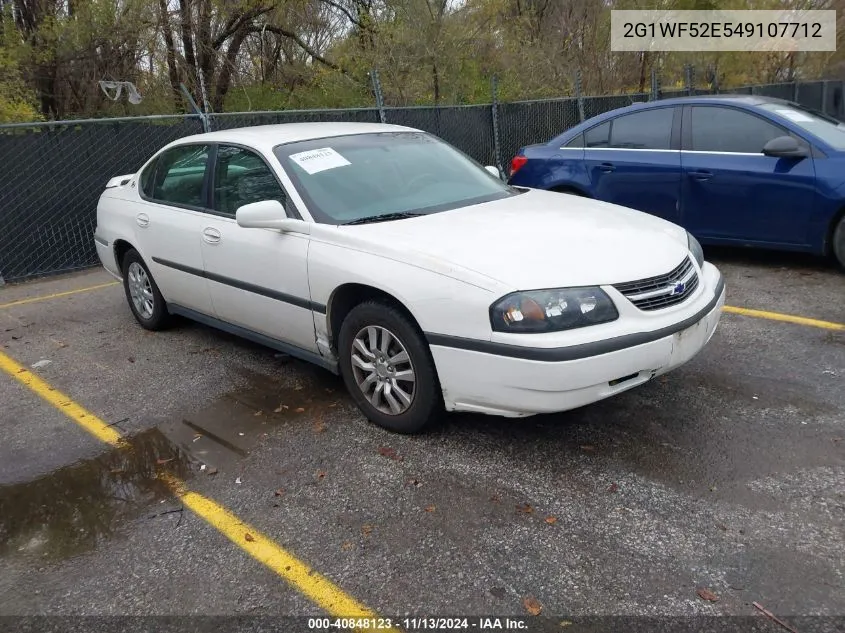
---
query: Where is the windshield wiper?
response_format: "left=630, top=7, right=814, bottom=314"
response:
left=342, top=212, right=423, bottom=226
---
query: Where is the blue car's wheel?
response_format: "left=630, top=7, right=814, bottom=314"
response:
left=834, top=217, right=845, bottom=270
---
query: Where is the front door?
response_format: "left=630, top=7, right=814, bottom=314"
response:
left=199, top=144, right=317, bottom=352
left=680, top=105, right=817, bottom=245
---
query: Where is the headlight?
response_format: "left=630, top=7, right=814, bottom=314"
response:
left=490, top=287, right=618, bottom=333
left=688, top=232, right=704, bottom=268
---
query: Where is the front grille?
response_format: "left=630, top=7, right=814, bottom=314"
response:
left=613, top=257, right=698, bottom=311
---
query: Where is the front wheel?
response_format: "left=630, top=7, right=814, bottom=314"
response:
left=338, top=301, right=443, bottom=434
left=833, top=216, right=845, bottom=270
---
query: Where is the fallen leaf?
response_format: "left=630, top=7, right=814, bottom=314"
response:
left=316, top=470, right=326, bottom=480
left=607, top=483, right=619, bottom=493
left=408, top=478, right=422, bottom=487
left=523, top=596, right=543, bottom=616
left=489, top=495, right=500, bottom=503
left=127, top=356, right=135, bottom=363
left=424, top=505, right=436, bottom=513
left=156, top=457, right=174, bottom=465
left=294, top=407, right=305, bottom=413
left=715, top=523, right=728, bottom=531
left=274, top=488, right=285, bottom=497
left=254, top=410, right=263, bottom=417
left=545, top=516, right=558, bottom=525
left=696, top=588, right=719, bottom=602
left=206, top=467, right=218, bottom=476
left=580, top=445, right=596, bottom=452
left=294, top=385, right=303, bottom=391
left=341, top=541, right=353, bottom=550
left=378, top=446, right=402, bottom=461
left=244, top=533, right=255, bottom=542
left=110, top=468, right=124, bottom=474
left=516, top=503, right=533, bottom=514
left=361, top=524, right=373, bottom=536
left=274, top=404, right=289, bottom=413
left=313, top=417, right=326, bottom=433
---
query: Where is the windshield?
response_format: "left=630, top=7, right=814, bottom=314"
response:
left=273, top=132, right=517, bottom=224
left=760, top=103, right=845, bottom=150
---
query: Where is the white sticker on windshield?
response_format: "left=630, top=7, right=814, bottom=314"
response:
left=289, top=147, right=351, bottom=175
left=774, top=109, right=814, bottom=123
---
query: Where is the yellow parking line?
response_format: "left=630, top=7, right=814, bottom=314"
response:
left=723, top=305, right=844, bottom=331
left=0, top=351, right=123, bottom=446
left=0, top=281, right=119, bottom=310
left=0, top=348, right=393, bottom=630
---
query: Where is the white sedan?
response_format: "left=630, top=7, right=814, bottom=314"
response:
left=94, top=122, right=725, bottom=433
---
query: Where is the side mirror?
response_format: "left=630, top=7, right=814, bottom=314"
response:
left=236, top=200, right=311, bottom=234
left=762, top=136, right=808, bottom=158
left=484, top=165, right=503, bottom=179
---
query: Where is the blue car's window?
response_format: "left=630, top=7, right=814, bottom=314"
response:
left=273, top=132, right=518, bottom=225
left=609, top=108, right=673, bottom=150
left=691, top=107, right=783, bottom=154
left=585, top=122, right=610, bottom=148
left=760, top=103, right=845, bottom=150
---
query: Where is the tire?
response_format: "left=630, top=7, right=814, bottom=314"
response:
left=338, top=300, right=443, bottom=434
left=551, top=187, right=586, bottom=197
left=121, top=249, right=171, bottom=330
left=833, top=216, right=845, bottom=270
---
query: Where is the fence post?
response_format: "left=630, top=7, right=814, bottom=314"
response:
left=180, top=83, right=210, bottom=132
left=649, top=67, right=660, bottom=101
left=822, top=80, right=830, bottom=116
left=370, top=69, right=387, bottom=124
left=711, top=67, right=719, bottom=94
left=575, top=69, right=586, bottom=122
left=685, top=64, right=695, bottom=96
left=793, top=80, right=800, bottom=104
left=490, top=75, right=504, bottom=178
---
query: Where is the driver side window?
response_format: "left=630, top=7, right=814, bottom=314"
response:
left=213, top=145, right=287, bottom=217
left=690, top=107, right=785, bottom=154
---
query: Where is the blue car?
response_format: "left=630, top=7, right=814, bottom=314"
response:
left=507, top=95, right=845, bottom=269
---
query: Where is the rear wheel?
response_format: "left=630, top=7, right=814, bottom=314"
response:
left=122, top=249, right=170, bottom=330
left=338, top=301, right=442, bottom=434
left=833, top=216, right=845, bottom=270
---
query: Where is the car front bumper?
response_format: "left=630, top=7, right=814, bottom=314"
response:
left=429, top=267, right=726, bottom=418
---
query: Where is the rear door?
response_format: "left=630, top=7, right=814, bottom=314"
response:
left=199, top=144, right=317, bottom=352
left=134, top=144, right=214, bottom=314
left=583, top=106, right=682, bottom=223
left=680, top=105, right=816, bottom=245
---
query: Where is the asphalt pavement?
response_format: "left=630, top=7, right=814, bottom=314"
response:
left=0, top=247, right=843, bottom=632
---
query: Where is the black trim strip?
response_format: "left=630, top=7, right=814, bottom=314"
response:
left=94, top=236, right=109, bottom=247
left=426, top=275, right=725, bottom=362
left=152, top=257, right=327, bottom=314
left=168, top=304, right=337, bottom=374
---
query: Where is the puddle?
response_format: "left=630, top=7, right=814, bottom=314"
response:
left=160, top=366, right=346, bottom=473
left=0, top=366, right=347, bottom=562
left=0, top=428, right=191, bottom=562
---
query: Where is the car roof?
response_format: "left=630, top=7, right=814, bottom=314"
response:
left=172, top=122, right=420, bottom=153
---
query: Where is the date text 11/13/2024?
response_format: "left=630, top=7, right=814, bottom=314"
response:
left=307, top=617, right=531, bottom=631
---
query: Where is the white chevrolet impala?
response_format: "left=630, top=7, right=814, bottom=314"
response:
left=94, top=123, right=725, bottom=433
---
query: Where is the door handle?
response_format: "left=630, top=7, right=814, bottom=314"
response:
left=202, top=227, right=222, bottom=244
left=599, top=162, right=615, bottom=173
left=136, top=213, right=149, bottom=228
left=688, top=170, right=713, bottom=181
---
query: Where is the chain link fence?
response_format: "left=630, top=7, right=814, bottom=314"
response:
left=2, top=78, right=844, bottom=284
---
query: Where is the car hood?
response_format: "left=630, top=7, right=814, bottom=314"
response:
left=331, top=189, right=691, bottom=289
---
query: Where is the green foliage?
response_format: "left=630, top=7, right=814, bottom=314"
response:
left=0, top=0, right=840, bottom=121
